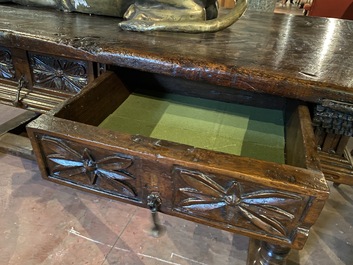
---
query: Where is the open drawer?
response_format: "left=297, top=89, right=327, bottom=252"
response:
left=26, top=71, right=329, bottom=250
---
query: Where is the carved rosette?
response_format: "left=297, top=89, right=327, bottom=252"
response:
left=29, top=53, right=88, bottom=93
left=313, top=100, right=353, bottom=137
left=39, top=136, right=140, bottom=202
left=173, top=168, right=305, bottom=239
left=0, top=47, right=15, bottom=79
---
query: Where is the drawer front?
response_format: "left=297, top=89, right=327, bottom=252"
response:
left=0, top=46, right=96, bottom=112
left=28, top=52, right=90, bottom=94
left=27, top=111, right=328, bottom=249
left=0, top=46, right=16, bottom=80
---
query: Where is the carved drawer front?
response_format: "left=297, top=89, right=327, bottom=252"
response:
left=0, top=46, right=15, bottom=80
left=27, top=71, right=329, bottom=250
left=28, top=53, right=90, bottom=94
left=312, top=100, right=353, bottom=185
left=0, top=46, right=95, bottom=113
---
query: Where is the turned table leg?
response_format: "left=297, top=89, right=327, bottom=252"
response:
left=247, top=239, right=291, bottom=265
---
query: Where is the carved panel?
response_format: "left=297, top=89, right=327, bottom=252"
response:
left=172, top=167, right=308, bottom=240
left=313, top=100, right=353, bottom=137
left=39, top=135, right=141, bottom=202
left=29, top=53, right=88, bottom=93
left=0, top=47, right=15, bottom=79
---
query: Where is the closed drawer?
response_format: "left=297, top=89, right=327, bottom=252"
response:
left=0, top=46, right=95, bottom=113
left=26, top=71, right=329, bottom=249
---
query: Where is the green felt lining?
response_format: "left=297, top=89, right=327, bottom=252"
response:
left=99, top=93, right=285, bottom=163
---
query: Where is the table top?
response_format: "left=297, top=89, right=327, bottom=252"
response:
left=1, top=4, right=352, bottom=103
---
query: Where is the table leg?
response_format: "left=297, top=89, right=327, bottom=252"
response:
left=247, top=239, right=291, bottom=265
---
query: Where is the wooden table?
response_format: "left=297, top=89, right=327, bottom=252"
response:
left=0, top=4, right=352, bottom=264
left=1, top=3, right=352, bottom=184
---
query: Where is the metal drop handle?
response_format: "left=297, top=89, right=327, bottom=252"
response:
left=13, top=76, right=27, bottom=108
left=147, top=192, right=165, bottom=238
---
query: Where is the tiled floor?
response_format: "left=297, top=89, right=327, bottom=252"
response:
left=0, top=105, right=352, bottom=265
left=0, top=152, right=352, bottom=265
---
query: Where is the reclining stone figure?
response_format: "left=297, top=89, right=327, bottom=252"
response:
left=0, top=0, right=247, bottom=32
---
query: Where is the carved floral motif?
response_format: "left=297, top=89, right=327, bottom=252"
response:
left=0, top=48, right=15, bottom=79
left=313, top=101, right=353, bottom=136
left=174, top=168, right=303, bottom=238
left=29, top=54, right=88, bottom=93
left=41, top=136, right=138, bottom=200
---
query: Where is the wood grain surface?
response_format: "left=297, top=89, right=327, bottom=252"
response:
left=0, top=4, right=352, bottom=104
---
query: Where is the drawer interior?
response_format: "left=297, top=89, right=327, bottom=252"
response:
left=99, top=91, right=285, bottom=164
left=53, top=70, right=317, bottom=170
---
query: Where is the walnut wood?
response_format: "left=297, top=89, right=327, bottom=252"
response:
left=0, top=4, right=340, bottom=264
left=285, top=102, right=321, bottom=171
left=10, top=48, right=34, bottom=89
left=1, top=5, right=352, bottom=190
left=0, top=81, right=70, bottom=113
left=1, top=5, right=353, bottom=104
left=313, top=99, right=353, bottom=185
left=336, top=136, right=350, bottom=156
left=27, top=72, right=329, bottom=251
left=319, top=149, right=353, bottom=185
left=322, top=133, right=340, bottom=153
left=314, top=127, right=326, bottom=148
left=53, top=72, right=130, bottom=126
left=0, top=133, right=34, bottom=160
left=28, top=52, right=94, bottom=94
left=115, top=68, right=287, bottom=110
left=0, top=110, right=37, bottom=136
left=247, top=239, right=291, bottom=265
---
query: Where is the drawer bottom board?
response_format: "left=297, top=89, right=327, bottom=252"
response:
left=99, top=92, right=285, bottom=163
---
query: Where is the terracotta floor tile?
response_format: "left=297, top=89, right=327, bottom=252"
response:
left=0, top=150, right=352, bottom=265
left=105, top=207, right=249, bottom=265
left=0, top=153, right=137, bottom=265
